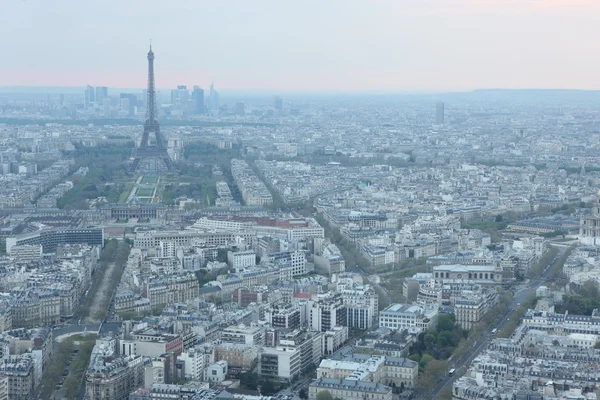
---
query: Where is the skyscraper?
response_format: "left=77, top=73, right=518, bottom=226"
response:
left=170, top=85, right=190, bottom=112
left=84, top=85, right=95, bottom=109
left=120, top=98, right=130, bottom=116
left=120, top=93, right=137, bottom=114
left=102, top=98, right=111, bottom=117
left=235, top=101, right=245, bottom=116
left=177, top=85, right=189, bottom=109
left=209, top=82, right=219, bottom=112
left=193, top=86, right=205, bottom=114
left=436, top=101, right=445, bottom=125
left=96, top=86, right=108, bottom=105
left=274, top=96, right=283, bottom=112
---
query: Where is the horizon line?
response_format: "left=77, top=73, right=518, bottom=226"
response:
left=1, top=86, right=600, bottom=95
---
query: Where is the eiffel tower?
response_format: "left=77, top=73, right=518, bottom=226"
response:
left=129, top=44, right=174, bottom=173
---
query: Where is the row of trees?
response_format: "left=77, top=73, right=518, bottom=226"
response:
left=119, top=305, right=165, bottom=321
left=58, top=144, right=132, bottom=209
left=61, top=339, right=95, bottom=399
left=40, top=338, right=74, bottom=398
left=95, top=241, right=131, bottom=320
left=314, top=213, right=370, bottom=270
left=528, top=246, right=559, bottom=277
left=78, top=239, right=130, bottom=320
left=238, top=372, right=289, bottom=396
left=497, top=295, right=538, bottom=338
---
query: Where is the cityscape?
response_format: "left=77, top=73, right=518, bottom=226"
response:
left=2, top=2, right=600, bottom=400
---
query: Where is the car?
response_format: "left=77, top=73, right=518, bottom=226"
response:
left=517, top=302, right=521, bottom=306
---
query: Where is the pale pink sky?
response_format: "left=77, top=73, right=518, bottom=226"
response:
left=0, top=0, right=598, bottom=91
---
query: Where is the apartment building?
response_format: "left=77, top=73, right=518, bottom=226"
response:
left=3, top=354, right=35, bottom=400
left=308, top=378, right=392, bottom=400
left=317, top=354, right=418, bottom=390
left=227, top=250, right=256, bottom=269
left=86, top=341, right=147, bottom=400
left=213, top=342, right=258, bottom=372
left=0, top=374, right=7, bottom=400
left=259, top=346, right=301, bottom=381
left=178, top=344, right=214, bottom=381
left=220, top=325, right=265, bottom=346
left=341, top=286, right=379, bottom=329
left=267, top=250, right=307, bottom=277
left=11, top=292, right=61, bottom=329
left=454, top=288, right=499, bottom=330
left=308, top=293, right=347, bottom=332
left=379, top=304, right=438, bottom=331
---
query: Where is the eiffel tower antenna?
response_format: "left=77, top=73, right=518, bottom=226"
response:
left=129, top=43, right=174, bottom=173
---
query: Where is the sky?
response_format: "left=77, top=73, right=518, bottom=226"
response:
left=0, top=0, right=599, bottom=92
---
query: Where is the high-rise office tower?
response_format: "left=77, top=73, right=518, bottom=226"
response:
left=274, top=96, right=283, bottom=111
left=120, top=98, right=130, bottom=116
left=209, top=82, right=219, bottom=111
left=170, top=85, right=189, bottom=111
left=436, top=101, right=445, bottom=125
left=235, top=101, right=245, bottom=116
left=84, top=87, right=90, bottom=109
left=193, top=86, right=205, bottom=114
left=96, top=86, right=108, bottom=105
left=84, top=85, right=95, bottom=108
left=177, top=85, right=189, bottom=109
left=120, top=93, right=137, bottom=115
left=103, top=98, right=111, bottom=117
left=170, top=89, right=179, bottom=105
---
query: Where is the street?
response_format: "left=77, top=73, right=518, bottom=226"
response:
left=427, top=245, right=565, bottom=399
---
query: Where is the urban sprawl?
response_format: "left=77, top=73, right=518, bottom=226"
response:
left=1, top=52, right=600, bottom=400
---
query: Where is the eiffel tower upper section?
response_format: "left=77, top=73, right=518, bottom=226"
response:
left=129, top=44, right=174, bottom=173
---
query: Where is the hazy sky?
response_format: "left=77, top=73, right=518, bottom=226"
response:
left=1, top=0, right=598, bottom=92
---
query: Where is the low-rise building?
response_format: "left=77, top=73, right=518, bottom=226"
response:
left=203, top=360, right=228, bottom=384
left=308, top=378, right=392, bottom=400
left=379, top=304, right=438, bottom=331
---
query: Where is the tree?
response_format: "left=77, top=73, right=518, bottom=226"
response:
left=417, top=359, right=448, bottom=392
left=409, top=354, right=421, bottom=363
left=316, top=390, right=334, bottom=400
left=419, top=354, right=434, bottom=370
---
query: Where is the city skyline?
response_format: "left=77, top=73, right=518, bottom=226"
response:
left=1, top=0, right=599, bottom=91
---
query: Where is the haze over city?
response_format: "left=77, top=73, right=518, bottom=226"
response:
left=3, top=2, right=600, bottom=400
left=1, top=0, right=599, bottom=91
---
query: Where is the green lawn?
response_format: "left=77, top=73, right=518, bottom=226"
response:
left=136, top=188, right=154, bottom=197
left=139, top=198, right=151, bottom=203
left=118, top=184, right=134, bottom=203
left=141, top=175, right=159, bottom=185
